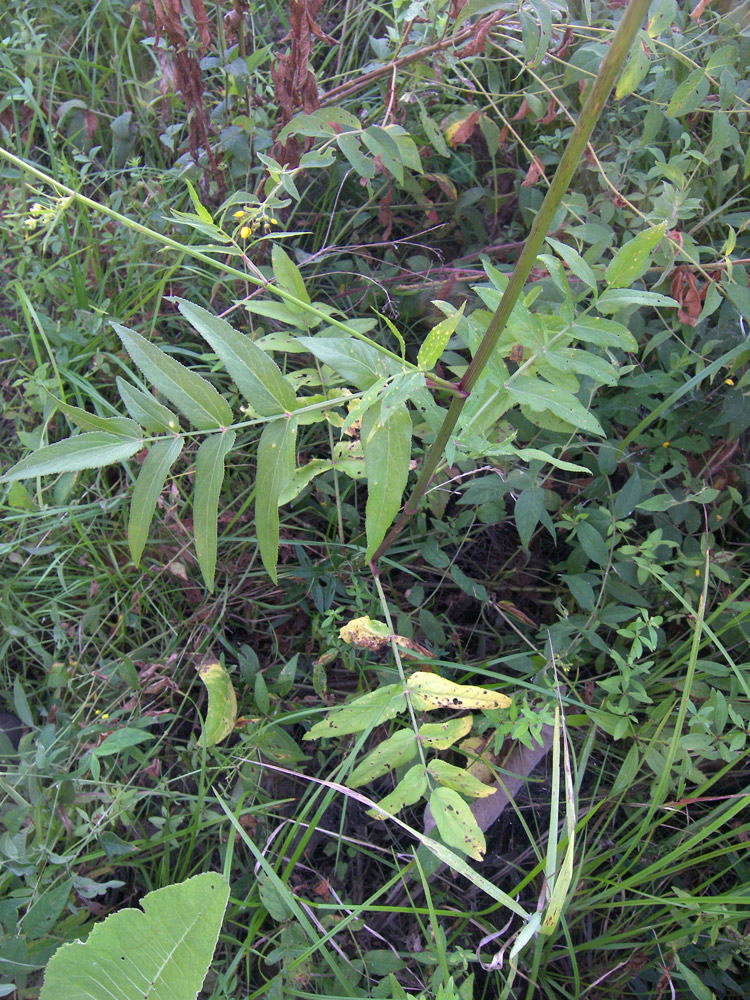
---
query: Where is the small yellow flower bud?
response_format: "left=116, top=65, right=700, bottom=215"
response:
left=233, top=210, right=245, bottom=219
left=240, top=226, right=251, bottom=239
left=662, top=441, right=670, bottom=448
left=725, top=378, right=734, bottom=386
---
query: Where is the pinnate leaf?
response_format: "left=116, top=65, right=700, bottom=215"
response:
left=194, top=431, right=236, bottom=591
left=114, top=323, right=233, bottom=430
left=128, top=436, right=184, bottom=566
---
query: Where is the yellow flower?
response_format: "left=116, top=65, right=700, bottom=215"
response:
left=240, top=226, right=251, bottom=239
left=725, top=378, right=734, bottom=386
left=662, top=441, right=670, bottom=448
left=233, top=210, right=245, bottom=219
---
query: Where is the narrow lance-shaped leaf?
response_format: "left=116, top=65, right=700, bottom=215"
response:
left=417, top=302, right=465, bottom=370
left=256, top=416, right=296, bottom=582
left=117, top=378, right=180, bottom=433
left=271, top=244, right=310, bottom=305
left=173, top=298, right=297, bottom=416
left=0, top=433, right=143, bottom=484
left=362, top=401, right=412, bottom=562
left=193, top=430, right=236, bottom=591
left=113, top=322, right=233, bottom=430
left=128, top=436, right=184, bottom=566
left=47, top=394, right=142, bottom=437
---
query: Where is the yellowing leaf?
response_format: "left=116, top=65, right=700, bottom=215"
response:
left=196, top=658, right=237, bottom=746
left=368, top=764, right=427, bottom=819
left=339, top=616, right=391, bottom=651
left=427, top=759, right=497, bottom=798
left=430, top=786, right=486, bottom=861
left=407, top=672, right=511, bottom=711
left=417, top=716, right=474, bottom=750
left=304, top=683, right=407, bottom=740
left=348, top=729, right=418, bottom=787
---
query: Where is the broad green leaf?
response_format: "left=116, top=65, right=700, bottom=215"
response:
left=0, top=432, right=143, bottom=483
left=6, top=481, right=35, bottom=510
left=39, top=873, right=229, bottom=1000
left=418, top=716, right=474, bottom=750
left=407, top=672, right=511, bottom=711
left=362, top=401, right=412, bottom=561
left=596, top=288, right=677, bottom=313
left=92, top=728, right=154, bottom=757
left=271, top=244, right=309, bottom=305
left=193, top=430, right=236, bottom=591
left=368, top=764, right=427, bottom=819
left=304, top=683, right=407, bottom=740
left=604, top=223, right=667, bottom=289
left=514, top=487, right=546, bottom=549
left=666, top=69, right=709, bottom=118
left=575, top=521, right=609, bottom=567
left=113, top=323, right=233, bottom=430
left=174, top=299, right=296, bottom=416
left=647, top=0, right=676, bottom=38
left=337, top=133, right=375, bottom=178
left=196, top=658, right=238, bottom=746
left=362, top=125, right=404, bottom=183
left=256, top=416, right=296, bottom=582
left=23, top=880, right=73, bottom=942
left=569, top=316, right=637, bottom=351
left=117, top=378, right=180, bottom=432
left=507, top=377, right=604, bottom=436
left=542, top=347, right=618, bottom=385
left=47, top=395, right=141, bottom=437
left=430, top=786, right=486, bottom=861
left=428, top=759, right=497, bottom=798
left=348, top=729, right=418, bottom=787
left=545, top=237, right=598, bottom=291
left=615, top=35, right=650, bottom=99
left=417, top=303, right=465, bottom=369
left=128, top=436, right=184, bottom=566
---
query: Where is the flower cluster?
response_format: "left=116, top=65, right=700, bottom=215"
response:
left=232, top=209, right=280, bottom=240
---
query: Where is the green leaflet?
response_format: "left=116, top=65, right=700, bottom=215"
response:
left=113, top=322, right=233, bottom=430
left=369, top=764, right=428, bottom=819
left=0, top=432, right=143, bottom=483
left=417, top=716, right=474, bottom=750
left=256, top=416, right=297, bottom=582
left=297, top=335, right=391, bottom=389
left=194, top=430, right=236, bottom=592
left=507, top=376, right=605, bottom=436
left=39, top=873, right=229, bottom=1000
left=174, top=298, right=297, bottom=416
left=417, top=303, right=465, bottom=370
left=128, top=436, right=184, bottom=567
left=304, top=683, right=407, bottom=740
left=348, top=729, right=418, bottom=787
left=271, top=244, right=309, bottom=306
left=427, top=759, right=497, bottom=798
left=429, top=786, right=486, bottom=861
left=117, top=378, right=180, bottom=432
left=362, top=401, right=412, bottom=562
left=545, top=237, right=598, bottom=292
left=47, top=394, right=142, bottom=437
left=604, top=223, right=667, bottom=289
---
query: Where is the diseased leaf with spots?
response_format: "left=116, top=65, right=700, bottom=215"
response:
left=407, top=671, right=511, bottom=711
left=418, top=716, right=474, bottom=750
left=417, top=303, right=465, bottom=369
left=196, top=658, right=238, bottom=746
left=427, top=759, right=497, bottom=798
left=304, top=683, right=407, bottom=740
left=430, top=786, right=487, bottom=861
left=368, top=764, right=428, bottom=819
left=348, top=729, right=418, bottom=787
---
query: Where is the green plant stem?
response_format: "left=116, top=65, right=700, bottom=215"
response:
left=370, top=0, right=653, bottom=567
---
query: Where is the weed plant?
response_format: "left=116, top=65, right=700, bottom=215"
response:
left=1, top=1, right=750, bottom=998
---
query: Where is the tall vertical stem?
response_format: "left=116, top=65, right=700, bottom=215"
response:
left=371, top=0, right=653, bottom=567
